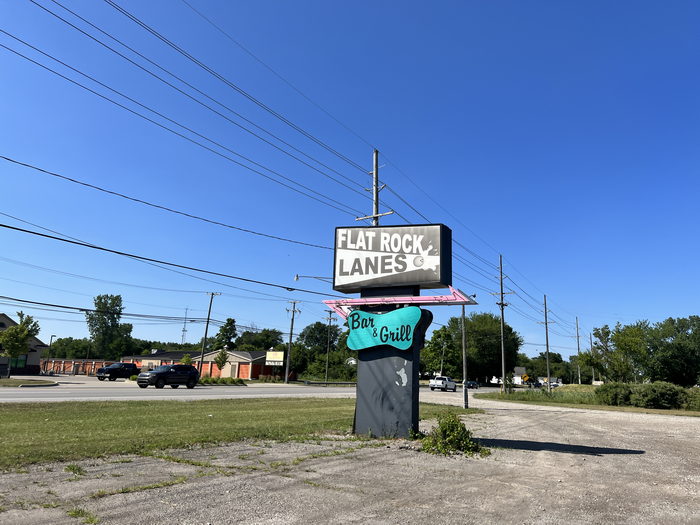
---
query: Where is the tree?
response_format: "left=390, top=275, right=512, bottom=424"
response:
left=647, top=316, right=700, bottom=387
left=235, top=329, right=283, bottom=350
left=84, top=295, right=133, bottom=360
left=213, top=318, right=238, bottom=350
left=421, top=312, right=522, bottom=382
left=214, top=347, right=229, bottom=371
left=293, top=321, right=342, bottom=376
left=50, top=337, right=92, bottom=359
left=0, top=312, right=40, bottom=377
left=304, top=331, right=356, bottom=381
left=584, top=323, right=650, bottom=383
left=181, top=353, right=193, bottom=365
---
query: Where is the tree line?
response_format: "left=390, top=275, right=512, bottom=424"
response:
left=6, top=293, right=698, bottom=387
left=580, top=317, right=700, bottom=387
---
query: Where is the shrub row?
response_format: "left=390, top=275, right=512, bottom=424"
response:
left=595, top=382, right=691, bottom=410
left=198, top=376, right=246, bottom=386
left=256, top=375, right=283, bottom=383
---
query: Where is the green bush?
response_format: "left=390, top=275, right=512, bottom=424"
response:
left=129, top=375, right=138, bottom=381
left=421, top=411, right=488, bottom=456
left=198, top=376, right=245, bottom=386
left=630, top=382, right=688, bottom=409
left=257, top=375, right=282, bottom=383
left=595, top=382, right=633, bottom=406
left=684, top=388, right=700, bottom=411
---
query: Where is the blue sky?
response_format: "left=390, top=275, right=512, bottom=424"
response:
left=1, top=0, right=698, bottom=359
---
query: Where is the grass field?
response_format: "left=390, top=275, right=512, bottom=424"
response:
left=475, top=388, right=700, bottom=417
left=0, top=379, right=55, bottom=387
left=0, top=398, right=481, bottom=470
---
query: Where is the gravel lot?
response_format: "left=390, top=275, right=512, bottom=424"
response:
left=0, top=392, right=697, bottom=524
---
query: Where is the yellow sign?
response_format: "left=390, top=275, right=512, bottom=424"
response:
left=521, top=374, right=529, bottom=382
left=265, top=351, right=284, bottom=366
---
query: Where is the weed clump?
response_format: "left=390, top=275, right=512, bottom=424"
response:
left=421, top=411, right=489, bottom=457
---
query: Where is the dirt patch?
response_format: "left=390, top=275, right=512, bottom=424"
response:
left=0, top=396, right=697, bottom=524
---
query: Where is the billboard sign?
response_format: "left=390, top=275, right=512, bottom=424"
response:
left=333, top=224, right=452, bottom=293
left=265, top=350, right=284, bottom=366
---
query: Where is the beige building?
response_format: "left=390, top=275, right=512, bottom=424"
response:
left=0, top=313, right=47, bottom=375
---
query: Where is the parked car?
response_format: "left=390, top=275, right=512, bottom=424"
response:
left=137, top=365, right=199, bottom=389
left=96, top=362, right=141, bottom=381
left=465, top=380, right=479, bottom=389
left=429, top=376, right=457, bottom=392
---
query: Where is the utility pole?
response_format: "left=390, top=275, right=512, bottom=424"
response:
left=356, top=149, right=393, bottom=225
left=324, top=309, right=335, bottom=385
left=198, top=293, right=220, bottom=373
left=461, top=304, right=468, bottom=409
left=372, top=149, right=380, bottom=226
left=284, top=301, right=301, bottom=384
left=544, top=294, right=552, bottom=393
left=497, top=254, right=508, bottom=392
left=590, top=332, right=595, bottom=383
left=576, top=316, right=582, bottom=385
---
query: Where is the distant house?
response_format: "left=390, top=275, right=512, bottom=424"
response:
left=513, top=366, right=527, bottom=385
left=121, top=348, right=278, bottom=380
left=0, top=313, right=47, bottom=375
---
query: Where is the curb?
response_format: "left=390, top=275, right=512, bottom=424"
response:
left=17, top=381, right=59, bottom=388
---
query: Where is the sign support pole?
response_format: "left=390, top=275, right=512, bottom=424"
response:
left=462, top=304, right=468, bottom=409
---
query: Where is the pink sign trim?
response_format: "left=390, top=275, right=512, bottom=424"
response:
left=323, top=286, right=478, bottom=319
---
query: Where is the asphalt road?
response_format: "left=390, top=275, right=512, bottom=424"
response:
left=0, top=375, right=359, bottom=402
left=0, top=375, right=495, bottom=403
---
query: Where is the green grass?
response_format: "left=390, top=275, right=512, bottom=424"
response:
left=0, top=398, right=481, bottom=469
left=67, top=507, right=99, bottom=524
left=65, top=464, right=86, bottom=476
left=0, top=378, right=55, bottom=387
left=475, top=391, right=700, bottom=416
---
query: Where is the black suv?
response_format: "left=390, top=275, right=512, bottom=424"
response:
left=96, top=362, right=141, bottom=381
left=137, top=364, right=199, bottom=389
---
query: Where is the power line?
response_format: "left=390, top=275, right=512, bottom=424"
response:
left=32, top=1, right=373, bottom=196
left=0, top=211, right=316, bottom=303
left=27, top=3, right=505, bottom=291
left=178, top=0, right=376, bottom=152
left=0, top=222, right=343, bottom=298
left=0, top=37, right=363, bottom=218
left=1, top=155, right=332, bottom=251
left=102, top=0, right=369, bottom=174
left=0, top=295, right=219, bottom=323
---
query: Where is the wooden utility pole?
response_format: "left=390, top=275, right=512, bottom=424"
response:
left=497, top=255, right=507, bottom=392
left=356, top=149, right=392, bottom=225
left=544, top=294, right=551, bottom=393
left=372, top=149, right=380, bottom=226
left=198, top=292, right=220, bottom=373
left=284, top=301, right=301, bottom=384
left=576, top=316, right=582, bottom=384
left=590, top=332, right=595, bottom=383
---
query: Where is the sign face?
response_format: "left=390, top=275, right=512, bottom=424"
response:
left=333, top=224, right=452, bottom=293
left=347, top=307, right=423, bottom=351
left=265, top=351, right=284, bottom=366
